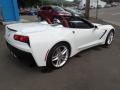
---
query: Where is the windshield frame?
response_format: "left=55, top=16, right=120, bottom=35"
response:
left=52, top=6, right=65, bottom=12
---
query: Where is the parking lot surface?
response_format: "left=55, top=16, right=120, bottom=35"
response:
left=0, top=22, right=120, bottom=90
left=90, top=6, right=120, bottom=26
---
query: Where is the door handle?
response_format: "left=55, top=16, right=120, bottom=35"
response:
left=72, top=31, right=75, bottom=34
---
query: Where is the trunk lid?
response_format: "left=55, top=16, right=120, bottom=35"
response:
left=6, top=22, right=52, bottom=34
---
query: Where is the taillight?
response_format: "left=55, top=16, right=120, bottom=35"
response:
left=14, top=35, right=29, bottom=43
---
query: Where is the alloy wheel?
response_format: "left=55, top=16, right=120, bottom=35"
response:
left=51, top=46, right=69, bottom=68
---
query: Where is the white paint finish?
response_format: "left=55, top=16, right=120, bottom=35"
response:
left=5, top=22, right=114, bottom=67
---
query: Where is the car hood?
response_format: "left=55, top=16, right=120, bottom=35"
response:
left=92, top=23, right=102, bottom=26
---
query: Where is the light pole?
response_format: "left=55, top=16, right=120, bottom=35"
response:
left=85, top=0, right=90, bottom=19
left=62, top=0, right=64, bottom=7
left=96, top=0, right=99, bottom=19
left=61, top=0, right=64, bottom=7
left=41, top=0, right=43, bottom=6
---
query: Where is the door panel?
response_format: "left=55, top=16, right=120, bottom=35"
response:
left=74, top=28, right=106, bottom=50
left=74, top=28, right=95, bottom=49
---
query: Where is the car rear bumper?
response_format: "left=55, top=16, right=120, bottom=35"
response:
left=6, top=42, right=37, bottom=65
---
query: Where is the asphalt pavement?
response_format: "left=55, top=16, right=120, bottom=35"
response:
left=0, top=21, right=120, bottom=90
left=90, top=6, right=120, bottom=26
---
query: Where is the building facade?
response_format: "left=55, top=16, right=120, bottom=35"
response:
left=0, top=0, right=19, bottom=22
left=79, top=0, right=106, bottom=9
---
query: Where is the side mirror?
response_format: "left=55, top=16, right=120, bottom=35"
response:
left=94, top=25, right=98, bottom=29
left=93, top=25, right=98, bottom=31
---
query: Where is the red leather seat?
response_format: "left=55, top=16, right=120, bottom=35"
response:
left=61, top=17, right=69, bottom=27
left=45, top=18, right=52, bottom=24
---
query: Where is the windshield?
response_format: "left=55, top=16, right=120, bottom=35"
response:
left=53, top=6, right=65, bottom=12
left=65, top=8, right=77, bottom=13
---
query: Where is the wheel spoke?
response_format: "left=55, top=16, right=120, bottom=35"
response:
left=110, top=35, right=113, bottom=41
left=110, top=37, right=112, bottom=42
left=52, top=54, right=59, bottom=61
left=51, top=46, right=69, bottom=68
left=52, top=55, right=58, bottom=61
left=56, top=59, right=61, bottom=67
left=61, top=48, right=67, bottom=55
left=56, top=48, right=61, bottom=54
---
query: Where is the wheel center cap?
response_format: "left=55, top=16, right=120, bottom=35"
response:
left=58, top=54, right=62, bottom=59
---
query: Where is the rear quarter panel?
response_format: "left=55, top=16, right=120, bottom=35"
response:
left=28, top=28, right=76, bottom=67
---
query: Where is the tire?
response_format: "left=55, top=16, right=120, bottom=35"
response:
left=105, top=30, right=114, bottom=46
left=47, top=43, right=70, bottom=69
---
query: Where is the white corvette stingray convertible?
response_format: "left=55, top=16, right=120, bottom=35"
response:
left=5, top=16, right=115, bottom=69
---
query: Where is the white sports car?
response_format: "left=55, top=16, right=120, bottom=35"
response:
left=5, top=16, right=115, bottom=69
